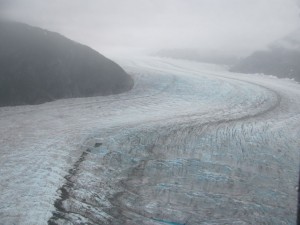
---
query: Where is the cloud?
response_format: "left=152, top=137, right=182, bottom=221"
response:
left=1, top=0, right=299, bottom=56
left=0, top=0, right=10, bottom=10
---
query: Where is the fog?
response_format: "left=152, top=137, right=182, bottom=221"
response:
left=1, top=0, right=300, bottom=56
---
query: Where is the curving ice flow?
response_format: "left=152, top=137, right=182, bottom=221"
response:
left=0, top=56, right=299, bottom=225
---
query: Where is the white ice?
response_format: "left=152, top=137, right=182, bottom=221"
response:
left=0, top=56, right=299, bottom=225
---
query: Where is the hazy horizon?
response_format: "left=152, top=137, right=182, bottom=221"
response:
left=1, top=0, right=300, bottom=56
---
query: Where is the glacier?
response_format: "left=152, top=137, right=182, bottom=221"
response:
left=0, top=56, right=299, bottom=225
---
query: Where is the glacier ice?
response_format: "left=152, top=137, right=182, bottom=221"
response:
left=0, top=56, right=299, bottom=225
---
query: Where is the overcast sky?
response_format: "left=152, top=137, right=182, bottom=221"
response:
left=1, top=0, right=300, bottom=56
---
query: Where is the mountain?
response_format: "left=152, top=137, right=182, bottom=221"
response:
left=0, top=20, right=134, bottom=106
left=230, top=29, right=300, bottom=82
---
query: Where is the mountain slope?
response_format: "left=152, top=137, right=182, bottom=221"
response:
left=0, top=20, right=134, bottom=106
left=230, top=29, right=300, bottom=82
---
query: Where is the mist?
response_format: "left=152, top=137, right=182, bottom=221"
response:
left=1, top=0, right=300, bottom=56
left=1, top=1, right=300, bottom=225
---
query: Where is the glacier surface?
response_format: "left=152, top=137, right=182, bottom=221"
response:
left=0, top=56, right=299, bottom=225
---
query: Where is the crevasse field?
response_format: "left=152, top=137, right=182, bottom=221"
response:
left=0, top=56, right=299, bottom=225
